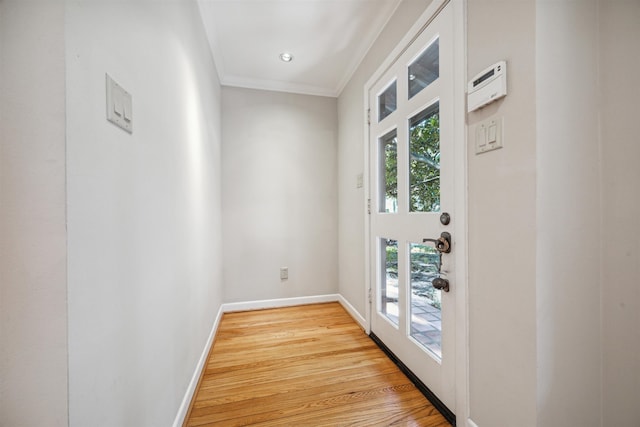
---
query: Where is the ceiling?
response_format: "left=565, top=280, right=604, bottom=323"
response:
left=197, top=0, right=402, bottom=97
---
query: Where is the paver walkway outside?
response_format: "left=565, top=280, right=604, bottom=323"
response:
left=381, top=279, right=442, bottom=358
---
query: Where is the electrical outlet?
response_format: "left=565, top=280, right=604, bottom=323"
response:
left=280, top=267, right=288, bottom=280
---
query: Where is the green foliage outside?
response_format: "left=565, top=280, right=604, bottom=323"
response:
left=409, top=245, right=441, bottom=309
left=385, top=240, right=398, bottom=279
left=383, top=113, right=442, bottom=308
left=383, top=112, right=440, bottom=212
left=409, top=113, right=440, bottom=212
left=384, top=242, right=441, bottom=310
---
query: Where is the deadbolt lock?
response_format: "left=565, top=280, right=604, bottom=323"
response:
left=432, top=277, right=450, bottom=292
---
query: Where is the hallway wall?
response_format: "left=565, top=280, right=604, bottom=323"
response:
left=536, top=1, right=601, bottom=425
left=221, top=87, right=338, bottom=302
left=536, top=2, right=640, bottom=425
left=598, top=1, right=640, bottom=424
left=65, top=1, right=223, bottom=425
left=0, top=1, right=68, bottom=425
left=466, top=0, right=538, bottom=425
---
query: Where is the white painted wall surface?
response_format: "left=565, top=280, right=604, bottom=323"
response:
left=536, top=2, right=602, bottom=426
left=221, top=87, right=337, bottom=302
left=599, top=1, right=640, bottom=425
left=65, top=2, right=223, bottom=425
left=0, top=1, right=69, bottom=426
left=337, top=0, right=431, bottom=319
left=466, top=1, right=538, bottom=425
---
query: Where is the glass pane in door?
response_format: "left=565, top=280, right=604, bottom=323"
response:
left=408, top=38, right=439, bottom=99
left=379, top=238, right=399, bottom=326
left=409, top=102, right=440, bottom=212
left=379, top=130, right=398, bottom=213
left=409, top=243, right=442, bottom=358
left=378, top=80, right=397, bottom=122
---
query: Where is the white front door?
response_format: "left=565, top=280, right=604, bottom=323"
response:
left=368, top=2, right=456, bottom=412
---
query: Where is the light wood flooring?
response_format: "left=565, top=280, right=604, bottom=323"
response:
left=184, top=302, right=450, bottom=427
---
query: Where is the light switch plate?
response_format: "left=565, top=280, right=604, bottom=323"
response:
left=106, top=74, right=133, bottom=133
left=475, top=116, right=503, bottom=154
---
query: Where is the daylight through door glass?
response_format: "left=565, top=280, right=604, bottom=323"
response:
left=378, top=80, right=397, bottom=122
left=409, top=243, right=442, bottom=358
left=379, top=238, right=399, bottom=326
left=409, top=102, right=440, bottom=213
left=379, top=130, right=398, bottom=213
left=408, top=38, right=439, bottom=99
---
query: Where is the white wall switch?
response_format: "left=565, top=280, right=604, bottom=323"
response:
left=280, top=267, right=288, bottom=280
left=475, top=116, right=503, bottom=154
left=106, top=74, right=132, bottom=133
left=356, top=173, right=363, bottom=188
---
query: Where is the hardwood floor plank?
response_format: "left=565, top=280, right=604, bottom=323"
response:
left=184, top=302, right=450, bottom=427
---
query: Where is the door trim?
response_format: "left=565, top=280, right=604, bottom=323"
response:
left=362, top=0, right=468, bottom=422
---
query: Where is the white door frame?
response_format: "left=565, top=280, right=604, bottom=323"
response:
left=362, top=0, right=469, bottom=423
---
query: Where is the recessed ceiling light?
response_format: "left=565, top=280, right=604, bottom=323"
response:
left=279, top=52, right=294, bottom=62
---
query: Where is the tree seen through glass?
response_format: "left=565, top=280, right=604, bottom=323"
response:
left=383, top=104, right=440, bottom=212
left=409, top=105, right=440, bottom=212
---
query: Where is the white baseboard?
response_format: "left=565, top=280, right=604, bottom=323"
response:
left=337, top=294, right=367, bottom=330
left=221, top=294, right=340, bottom=312
left=172, top=304, right=224, bottom=427
left=467, top=418, right=480, bottom=427
left=173, top=293, right=367, bottom=426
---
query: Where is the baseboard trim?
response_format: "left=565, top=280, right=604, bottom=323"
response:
left=467, top=419, right=479, bottom=427
left=172, top=304, right=224, bottom=427
left=221, top=294, right=340, bottom=312
left=337, top=294, right=367, bottom=330
left=369, top=332, right=457, bottom=426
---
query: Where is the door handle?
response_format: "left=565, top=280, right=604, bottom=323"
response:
left=422, top=232, right=451, bottom=254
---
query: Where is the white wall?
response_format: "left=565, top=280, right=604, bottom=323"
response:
left=599, top=1, right=640, bottom=425
left=65, top=1, right=223, bottom=425
left=536, top=1, right=602, bottom=425
left=337, top=0, right=432, bottom=318
left=536, top=2, right=640, bottom=426
left=466, top=1, right=538, bottom=425
left=221, top=87, right=338, bottom=302
left=0, top=1, right=69, bottom=426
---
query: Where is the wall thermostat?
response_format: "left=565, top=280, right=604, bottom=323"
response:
left=467, top=61, right=507, bottom=112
